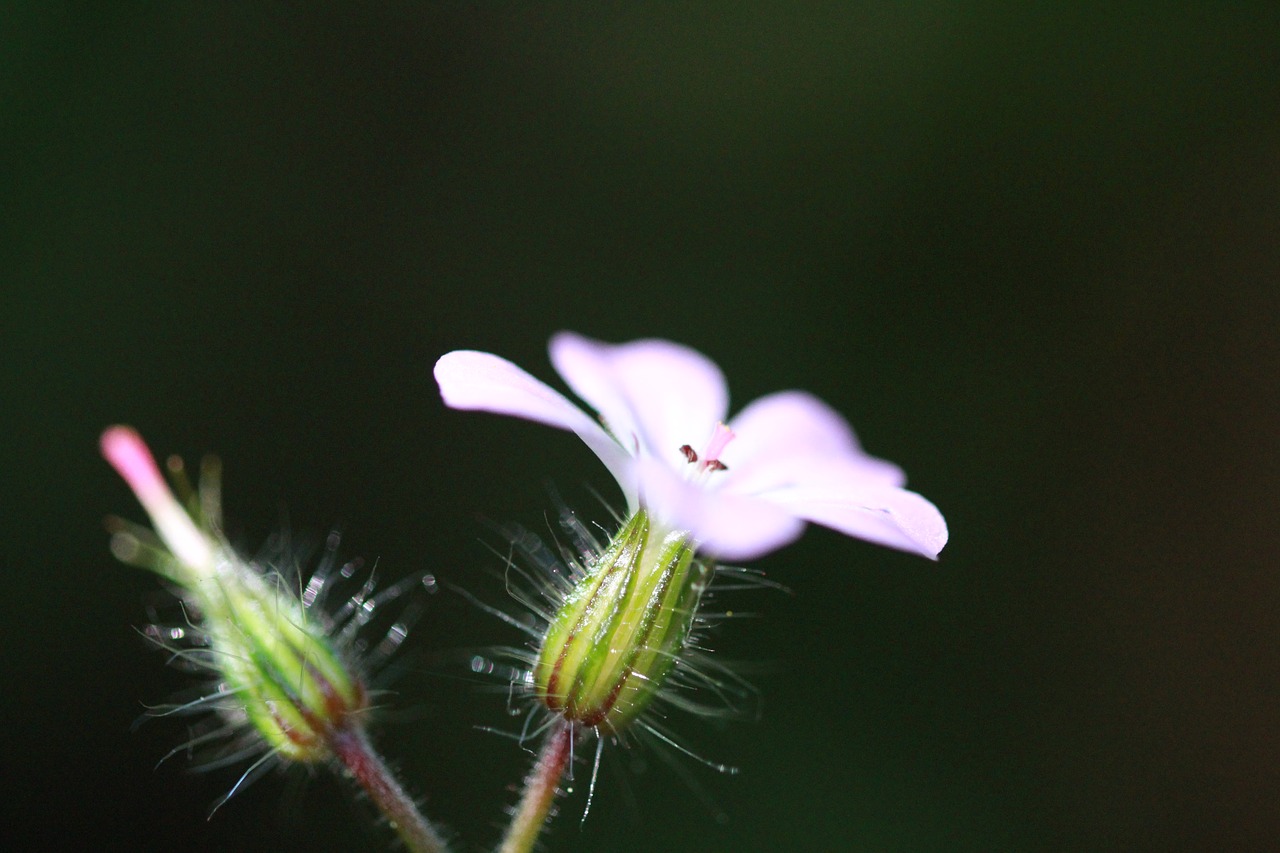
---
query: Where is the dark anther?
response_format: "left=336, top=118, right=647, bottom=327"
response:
left=705, top=459, right=728, bottom=472
left=680, top=444, right=698, bottom=464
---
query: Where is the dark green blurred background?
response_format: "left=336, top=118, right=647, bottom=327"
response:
left=5, top=4, right=1279, bottom=851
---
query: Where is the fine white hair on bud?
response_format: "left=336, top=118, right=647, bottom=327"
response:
left=101, top=427, right=431, bottom=811
left=463, top=495, right=786, bottom=812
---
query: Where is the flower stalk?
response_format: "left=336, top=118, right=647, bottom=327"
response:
left=330, top=726, right=451, bottom=853
left=498, top=721, right=577, bottom=853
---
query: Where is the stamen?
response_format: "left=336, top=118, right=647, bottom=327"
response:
left=679, top=445, right=698, bottom=464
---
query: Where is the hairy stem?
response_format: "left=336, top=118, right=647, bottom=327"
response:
left=330, top=726, right=451, bottom=853
left=499, top=720, right=577, bottom=853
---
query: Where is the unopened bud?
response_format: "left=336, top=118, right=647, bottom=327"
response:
left=200, top=568, right=367, bottom=762
left=102, top=426, right=368, bottom=764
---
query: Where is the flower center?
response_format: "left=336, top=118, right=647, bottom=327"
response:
left=678, top=423, right=735, bottom=484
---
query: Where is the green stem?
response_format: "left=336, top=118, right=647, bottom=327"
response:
left=329, top=725, right=451, bottom=853
left=499, top=720, right=577, bottom=853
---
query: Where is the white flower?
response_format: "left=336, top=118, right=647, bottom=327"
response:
left=434, top=332, right=947, bottom=562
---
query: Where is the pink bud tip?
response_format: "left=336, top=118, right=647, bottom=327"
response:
left=100, top=425, right=169, bottom=504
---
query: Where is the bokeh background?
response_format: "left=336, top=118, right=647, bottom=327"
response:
left=6, top=5, right=1279, bottom=851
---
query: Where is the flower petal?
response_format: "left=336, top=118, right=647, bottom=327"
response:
left=550, top=332, right=729, bottom=468
left=763, top=481, right=948, bottom=559
left=434, top=350, right=635, bottom=499
left=720, top=391, right=906, bottom=494
left=634, top=456, right=804, bottom=561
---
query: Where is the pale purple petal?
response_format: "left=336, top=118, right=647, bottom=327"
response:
left=726, top=391, right=860, bottom=460
left=434, top=350, right=635, bottom=498
left=718, top=453, right=887, bottom=502
left=634, top=456, right=804, bottom=561
left=438, top=335, right=946, bottom=563
left=550, top=332, right=729, bottom=468
left=720, top=391, right=906, bottom=494
left=763, top=481, right=948, bottom=559
left=547, top=332, right=643, bottom=455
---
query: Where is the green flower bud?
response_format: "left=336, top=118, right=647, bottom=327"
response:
left=197, top=568, right=367, bottom=762
left=104, top=427, right=453, bottom=852
left=102, top=426, right=367, bottom=764
left=533, top=509, right=711, bottom=734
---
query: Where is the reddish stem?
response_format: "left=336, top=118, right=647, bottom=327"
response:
left=329, top=725, right=450, bottom=853
left=499, top=720, right=577, bottom=853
